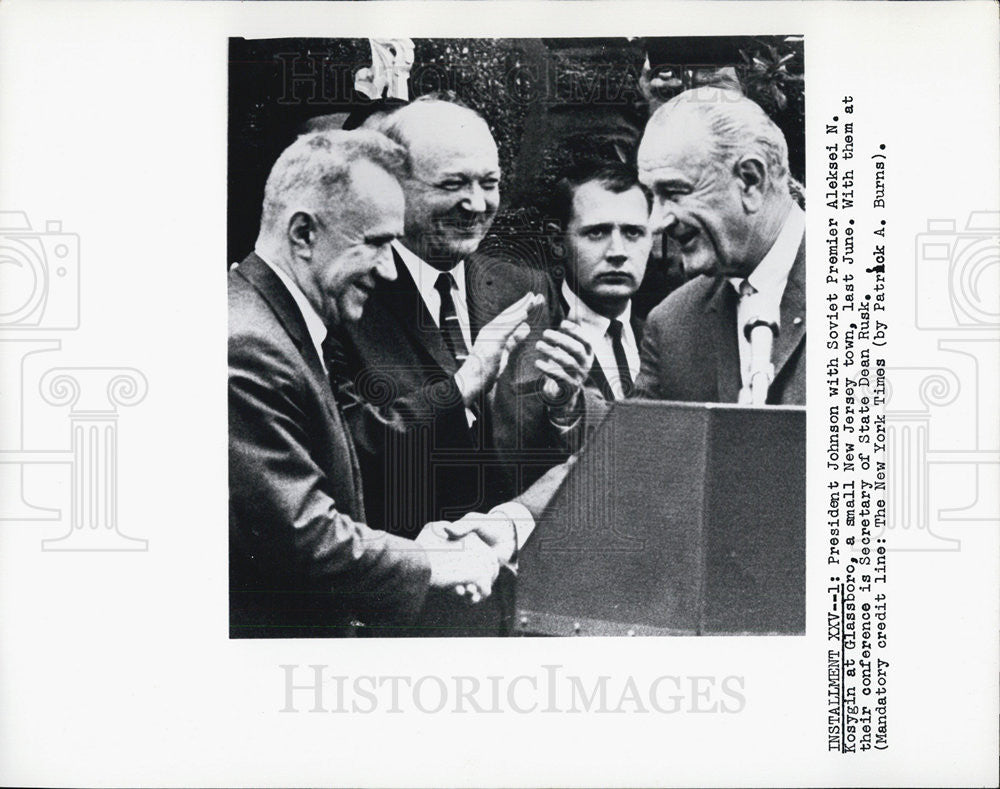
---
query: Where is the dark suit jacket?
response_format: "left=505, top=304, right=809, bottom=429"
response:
left=338, top=246, right=554, bottom=634
left=635, top=238, right=806, bottom=405
left=229, top=253, right=432, bottom=638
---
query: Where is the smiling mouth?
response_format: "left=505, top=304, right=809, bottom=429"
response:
left=443, top=219, right=485, bottom=235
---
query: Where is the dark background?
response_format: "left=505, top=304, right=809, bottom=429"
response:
left=229, top=36, right=805, bottom=317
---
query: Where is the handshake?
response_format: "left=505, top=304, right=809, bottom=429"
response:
left=415, top=508, right=520, bottom=604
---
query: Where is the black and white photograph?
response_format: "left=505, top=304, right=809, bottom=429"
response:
left=1, top=1, right=997, bottom=786
left=227, top=35, right=807, bottom=638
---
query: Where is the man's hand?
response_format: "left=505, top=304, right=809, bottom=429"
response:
left=534, top=320, right=595, bottom=419
left=416, top=521, right=500, bottom=603
left=455, top=292, right=545, bottom=406
left=442, top=511, right=517, bottom=565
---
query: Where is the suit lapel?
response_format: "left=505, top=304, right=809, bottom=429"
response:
left=378, top=249, right=459, bottom=375
left=236, top=253, right=358, bottom=483
left=237, top=253, right=327, bottom=381
left=705, top=278, right=742, bottom=403
left=773, top=238, right=806, bottom=378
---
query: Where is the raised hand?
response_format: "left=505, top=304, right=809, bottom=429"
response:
left=534, top=319, right=595, bottom=417
left=455, top=292, right=546, bottom=405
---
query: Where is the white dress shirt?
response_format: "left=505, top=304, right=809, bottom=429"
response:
left=393, top=240, right=479, bottom=427
left=257, top=251, right=328, bottom=374
left=729, top=203, right=805, bottom=396
left=393, top=240, right=473, bottom=351
left=561, top=280, right=640, bottom=400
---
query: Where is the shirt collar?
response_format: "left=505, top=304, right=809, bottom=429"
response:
left=256, top=250, right=328, bottom=360
left=393, top=239, right=467, bottom=303
left=561, top=279, right=632, bottom=335
left=730, top=203, right=805, bottom=294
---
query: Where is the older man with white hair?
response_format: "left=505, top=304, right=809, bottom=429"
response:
left=635, top=86, right=806, bottom=405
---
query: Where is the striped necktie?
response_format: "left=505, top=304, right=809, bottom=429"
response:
left=434, top=271, right=469, bottom=364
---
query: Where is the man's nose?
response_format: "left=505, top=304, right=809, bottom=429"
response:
left=374, top=244, right=397, bottom=281
left=606, top=229, right=628, bottom=262
left=650, top=201, right=677, bottom=235
left=460, top=183, right=488, bottom=214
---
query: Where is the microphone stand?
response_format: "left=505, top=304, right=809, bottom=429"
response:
left=743, top=317, right=779, bottom=406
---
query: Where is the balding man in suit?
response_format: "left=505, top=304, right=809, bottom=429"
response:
left=336, top=98, right=587, bottom=634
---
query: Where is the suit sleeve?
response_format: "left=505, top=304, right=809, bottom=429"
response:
left=229, top=333, right=432, bottom=626
left=635, top=310, right=668, bottom=400
left=329, top=333, right=469, bottom=459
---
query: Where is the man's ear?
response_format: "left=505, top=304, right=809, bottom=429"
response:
left=733, top=155, right=767, bottom=213
left=287, top=211, right=315, bottom=257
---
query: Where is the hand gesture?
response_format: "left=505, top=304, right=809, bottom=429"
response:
left=416, top=521, right=499, bottom=603
left=442, top=511, right=516, bottom=565
left=455, top=292, right=545, bottom=405
left=534, top=320, right=595, bottom=417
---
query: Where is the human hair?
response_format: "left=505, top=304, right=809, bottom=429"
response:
left=648, top=86, right=790, bottom=189
left=258, top=129, right=407, bottom=234
left=547, top=160, right=652, bottom=231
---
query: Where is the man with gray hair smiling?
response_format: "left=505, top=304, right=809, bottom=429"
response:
left=229, top=129, right=516, bottom=637
left=635, top=86, right=806, bottom=405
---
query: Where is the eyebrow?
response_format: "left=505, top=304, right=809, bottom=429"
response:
left=436, top=170, right=500, bottom=180
left=651, top=177, right=692, bottom=192
left=578, top=222, right=649, bottom=233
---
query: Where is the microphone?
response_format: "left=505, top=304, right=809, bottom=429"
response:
left=742, top=295, right=779, bottom=407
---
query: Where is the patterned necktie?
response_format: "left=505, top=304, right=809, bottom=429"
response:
left=434, top=271, right=469, bottom=364
left=322, top=333, right=361, bottom=412
left=607, top=318, right=633, bottom=399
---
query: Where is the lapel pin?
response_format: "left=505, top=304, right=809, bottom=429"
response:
left=793, top=316, right=803, bottom=325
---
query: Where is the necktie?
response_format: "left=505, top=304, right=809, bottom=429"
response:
left=322, top=333, right=361, bottom=412
left=607, top=318, right=633, bottom=399
left=434, top=271, right=469, bottom=364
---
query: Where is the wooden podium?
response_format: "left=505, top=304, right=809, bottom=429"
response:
left=516, top=401, right=805, bottom=636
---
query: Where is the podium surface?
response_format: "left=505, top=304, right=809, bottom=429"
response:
left=516, top=400, right=806, bottom=636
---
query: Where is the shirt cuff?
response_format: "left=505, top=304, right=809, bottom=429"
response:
left=488, top=501, right=535, bottom=570
left=549, top=411, right=581, bottom=433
